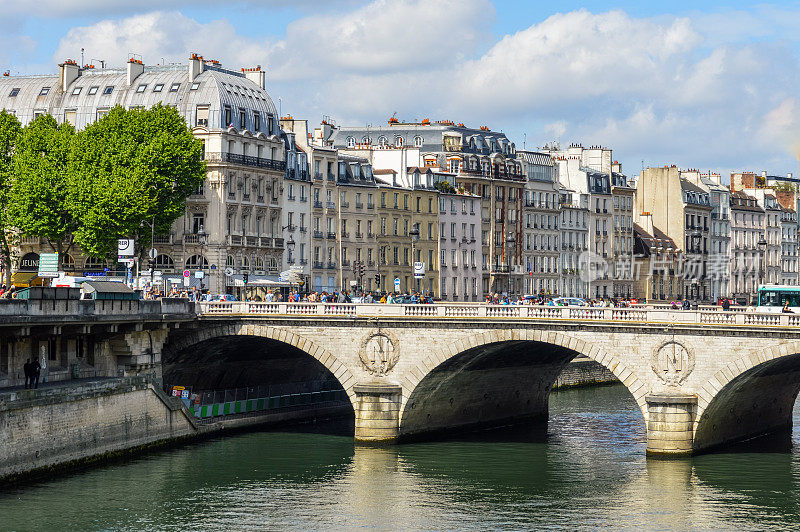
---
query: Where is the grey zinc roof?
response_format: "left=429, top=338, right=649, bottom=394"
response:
left=518, top=151, right=553, bottom=166
left=0, top=62, right=279, bottom=133
left=329, top=122, right=517, bottom=158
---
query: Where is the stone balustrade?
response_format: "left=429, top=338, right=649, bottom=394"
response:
left=196, top=301, right=800, bottom=328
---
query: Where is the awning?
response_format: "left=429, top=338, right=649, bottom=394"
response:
left=9, top=272, right=43, bottom=288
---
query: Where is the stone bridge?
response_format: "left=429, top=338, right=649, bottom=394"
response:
left=160, top=302, right=800, bottom=456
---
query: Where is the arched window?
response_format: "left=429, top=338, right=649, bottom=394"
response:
left=226, top=255, right=234, bottom=267
left=84, top=256, right=106, bottom=270
left=378, top=136, right=388, bottom=147
left=346, top=136, right=355, bottom=148
left=395, top=136, right=403, bottom=148
left=186, top=255, right=209, bottom=269
left=255, top=257, right=264, bottom=270
left=61, top=254, right=75, bottom=270
left=154, top=254, right=175, bottom=271
left=241, top=256, right=249, bottom=269
left=414, top=136, right=422, bottom=147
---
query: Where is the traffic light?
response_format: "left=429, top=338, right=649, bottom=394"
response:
left=359, top=262, right=365, bottom=276
left=242, top=272, right=249, bottom=284
left=375, top=274, right=381, bottom=286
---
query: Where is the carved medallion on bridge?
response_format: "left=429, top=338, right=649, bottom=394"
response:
left=360, top=332, right=400, bottom=376
left=652, top=341, right=695, bottom=386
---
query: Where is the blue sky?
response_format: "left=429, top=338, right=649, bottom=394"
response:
left=4, top=0, right=800, bottom=177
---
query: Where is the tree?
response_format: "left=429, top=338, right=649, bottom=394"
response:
left=0, top=110, right=22, bottom=278
left=434, top=180, right=456, bottom=194
left=68, top=104, right=206, bottom=258
left=7, top=114, right=77, bottom=257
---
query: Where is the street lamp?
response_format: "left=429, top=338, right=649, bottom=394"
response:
left=409, top=223, right=420, bottom=294
left=690, top=230, right=701, bottom=301
left=506, top=233, right=515, bottom=297
left=198, top=226, right=207, bottom=293
left=757, top=234, right=768, bottom=297
left=286, top=236, right=296, bottom=295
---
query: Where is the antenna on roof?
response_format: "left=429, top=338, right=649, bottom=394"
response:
left=81, top=48, right=84, bottom=67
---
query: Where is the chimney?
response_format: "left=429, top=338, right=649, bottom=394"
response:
left=789, top=172, right=793, bottom=179
left=243, top=66, right=265, bottom=90
left=189, top=53, right=204, bottom=82
left=58, top=60, right=80, bottom=92
left=640, top=212, right=654, bottom=238
left=762, top=170, right=767, bottom=177
left=127, top=57, right=144, bottom=85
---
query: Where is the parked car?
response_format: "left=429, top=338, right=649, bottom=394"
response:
left=551, top=297, right=587, bottom=307
left=211, top=294, right=238, bottom=302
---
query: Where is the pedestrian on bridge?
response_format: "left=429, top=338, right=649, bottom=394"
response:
left=31, top=358, right=41, bottom=389
left=23, top=358, right=31, bottom=389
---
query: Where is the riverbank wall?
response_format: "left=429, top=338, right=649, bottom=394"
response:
left=552, top=356, right=619, bottom=389
left=0, top=377, right=350, bottom=485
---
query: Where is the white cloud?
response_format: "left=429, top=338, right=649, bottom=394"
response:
left=45, top=3, right=800, bottom=173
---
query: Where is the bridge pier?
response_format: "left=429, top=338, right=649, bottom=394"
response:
left=645, top=393, right=697, bottom=456
left=353, top=383, right=402, bottom=443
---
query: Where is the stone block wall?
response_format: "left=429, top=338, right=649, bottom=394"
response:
left=0, top=379, right=197, bottom=481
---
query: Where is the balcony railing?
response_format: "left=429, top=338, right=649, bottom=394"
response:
left=327, top=262, right=337, bottom=269
left=341, top=201, right=350, bottom=209
left=367, top=203, right=375, bottom=209
left=153, top=235, right=172, bottom=245
left=314, top=172, right=323, bottom=181
left=205, top=152, right=286, bottom=171
left=313, top=230, right=324, bottom=239
left=327, top=172, right=336, bottom=182
left=313, top=261, right=325, bottom=269
left=341, top=231, right=349, bottom=239
left=327, top=232, right=336, bottom=239
left=355, top=202, right=364, bottom=209
left=326, top=201, right=336, bottom=209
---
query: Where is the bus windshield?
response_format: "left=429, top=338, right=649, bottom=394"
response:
left=759, top=289, right=800, bottom=308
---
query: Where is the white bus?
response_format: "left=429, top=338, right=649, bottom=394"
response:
left=756, top=285, right=800, bottom=313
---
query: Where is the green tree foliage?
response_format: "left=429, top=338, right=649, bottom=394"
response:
left=434, top=180, right=456, bottom=194
left=8, top=114, right=77, bottom=255
left=0, top=110, right=22, bottom=275
left=68, top=104, right=206, bottom=257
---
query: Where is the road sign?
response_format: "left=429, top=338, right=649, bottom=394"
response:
left=183, top=269, right=191, bottom=278
left=38, top=253, right=59, bottom=278
left=117, top=239, right=135, bottom=257
left=394, top=277, right=400, bottom=292
left=148, top=248, right=158, bottom=260
left=224, top=267, right=234, bottom=277
left=118, top=258, right=135, bottom=267
left=413, top=262, right=425, bottom=279
left=194, top=271, right=204, bottom=279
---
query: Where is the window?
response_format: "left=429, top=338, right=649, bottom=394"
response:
left=87, top=86, right=99, bottom=95
left=153, top=83, right=164, bottom=93
left=196, top=105, right=209, bottom=127
left=190, top=82, right=201, bottom=90
left=395, top=136, right=403, bottom=147
left=136, top=84, right=147, bottom=93
left=96, top=108, right=109, bottom=120
left=254, top=112, right=260, bottom=131
left=346, top=137, right=355, bottom=148
left=169, top=83, right=181, bottom=92
left=39, top=87, right=50, bottom=96
left=70, top=86, right=82, bottom=96
left=102, top=86, right=113, bottom=95
left=224, top=105, right=232, bottom=126
left=414, top=136, right=422, bottom=147
left=9, top=88, right=20, bottom=97
left=64, top=110, right=76, bottom=126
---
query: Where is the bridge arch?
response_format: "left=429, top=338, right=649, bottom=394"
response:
left=397, top=328, right=649, bottom=438
left=693, top=340, right=800, bottom=451
left=165, top=322, right=358, bottom=408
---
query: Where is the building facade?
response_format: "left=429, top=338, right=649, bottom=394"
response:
left=729, top=191, right=765, bottom=304
left=438, top=191, right=482, bottom=301
left=1, top=55, right=286, bottom=294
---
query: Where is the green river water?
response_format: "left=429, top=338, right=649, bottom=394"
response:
left=3, top=384, right=800, bottom=531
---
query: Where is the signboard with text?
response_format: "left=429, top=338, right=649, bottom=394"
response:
left=38, top=253, right=59, bottom=278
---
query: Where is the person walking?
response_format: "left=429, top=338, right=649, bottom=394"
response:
left=31, top=358, right=41, bottom=389
left=23, top=358, right=31, bottom=389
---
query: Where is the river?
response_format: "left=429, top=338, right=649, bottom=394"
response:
left=3, top=384, right=800, bottom=531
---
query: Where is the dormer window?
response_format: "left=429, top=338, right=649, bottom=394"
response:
left=71, top=86, right=82, bottom=95
left=39, top=87, right=50, bottom=96
left=190, top=82, right=200, bottom=90
left=414, top=136, right=422, bottom=147
left=254, top=112, right=261, bottom=131
left=102, top=86, right=113, bottom=95
left=346, top=137, right=355, bottom=148
left=8, top=88, right=19, bottom=97
left=239, top=109, right=246, bottom=129
left=136, top=84, right=147, bottom=93
left=169, top=83, right=180, bottom=92
left=88, top=86, right=99, bottom=95
left=153, top=84, right=164, bottom=93
left=395, top=136, right=403, bottom=147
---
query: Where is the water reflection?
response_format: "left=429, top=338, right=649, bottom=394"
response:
left=2, top=385, right=800, bottom=530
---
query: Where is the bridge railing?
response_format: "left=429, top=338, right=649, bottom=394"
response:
left=196, top=301, right=800, bottom=327
left=0, top=298, right=196, bottom=319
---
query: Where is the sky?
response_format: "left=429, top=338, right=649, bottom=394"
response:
left=3, top=0, right=800, bottom=177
